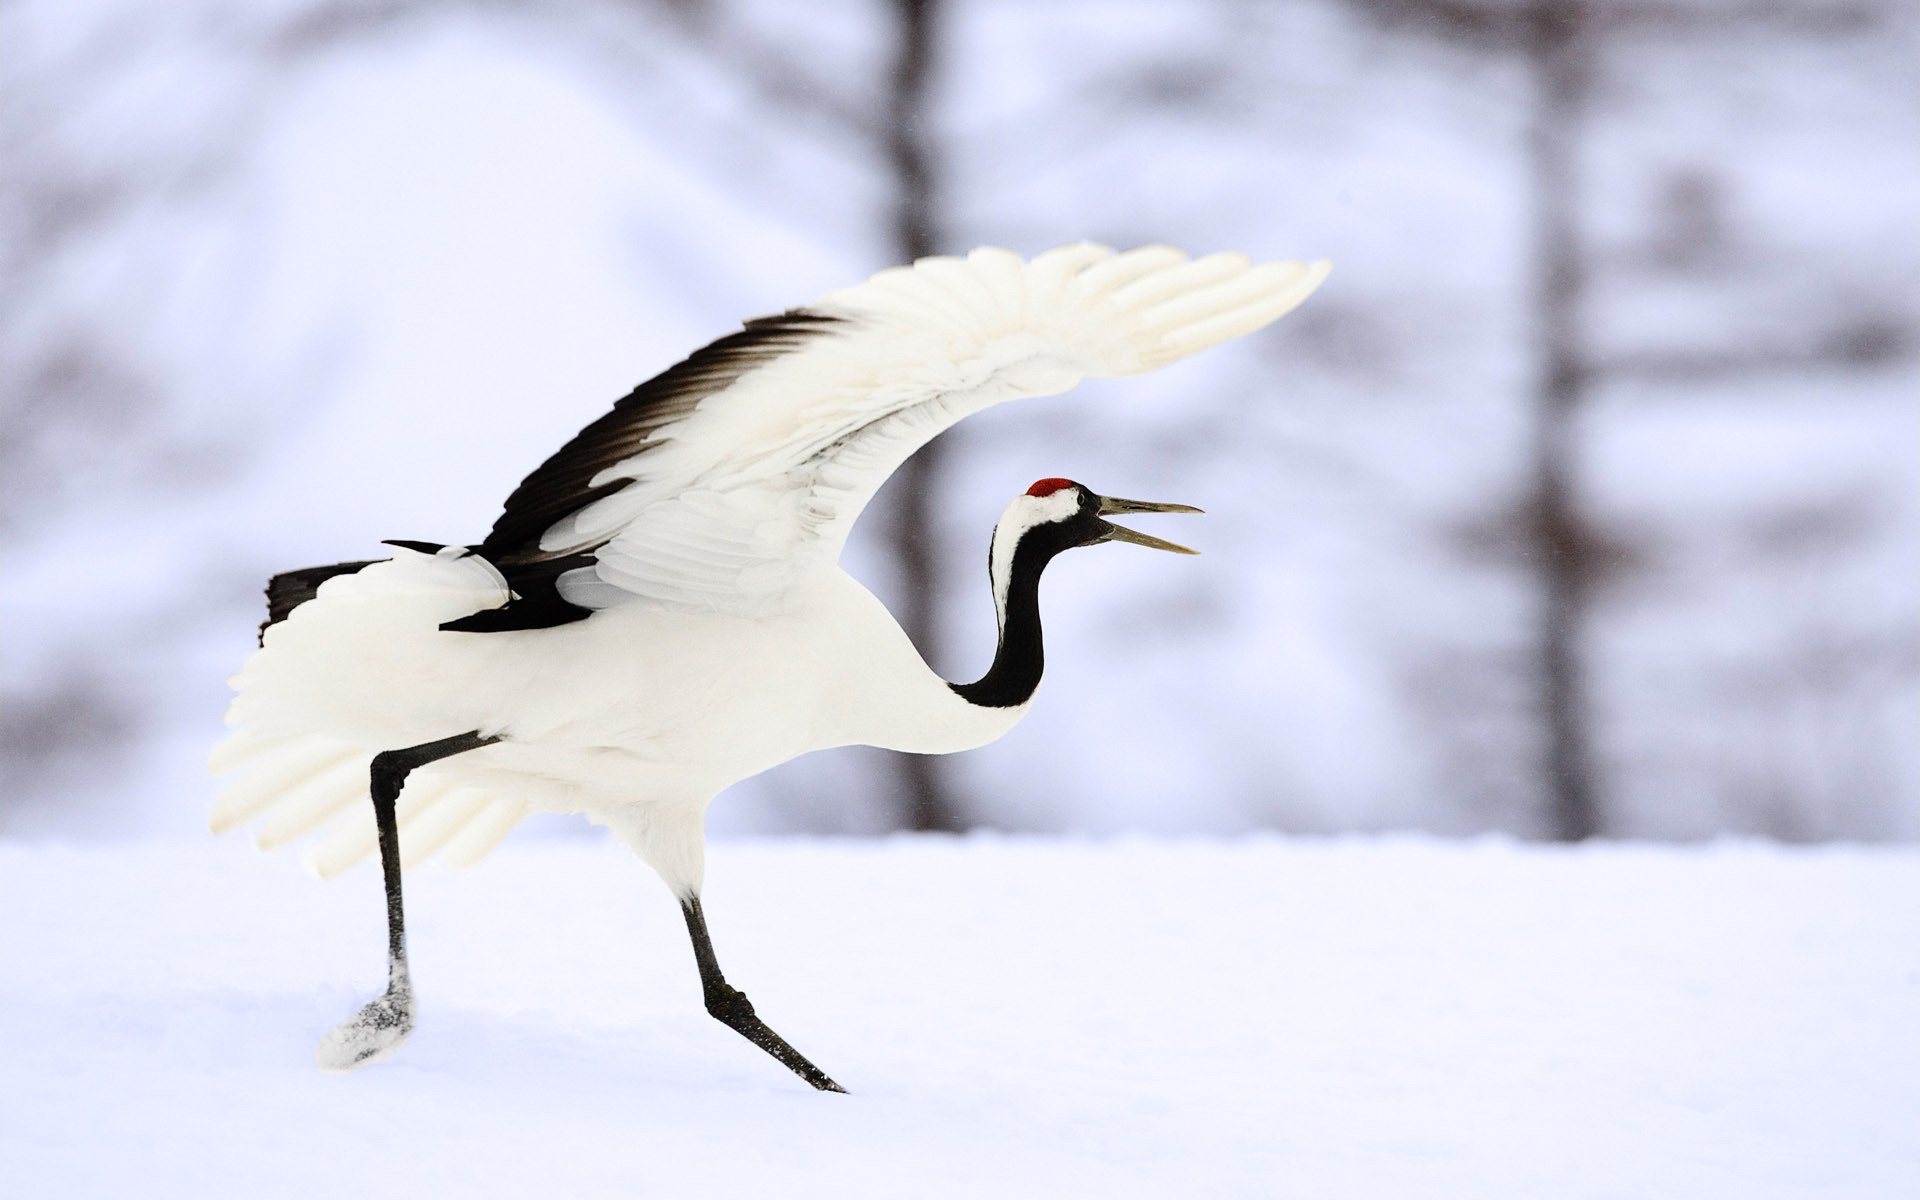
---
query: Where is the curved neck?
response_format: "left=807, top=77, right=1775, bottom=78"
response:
left=950, top=533, right=1060, bottom=709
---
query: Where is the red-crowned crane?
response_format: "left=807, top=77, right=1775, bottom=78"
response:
left=210, top=243, right=1330, bottom=1091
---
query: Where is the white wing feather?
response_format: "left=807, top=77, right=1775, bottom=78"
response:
left=540, top=244, right=1329, bottom=613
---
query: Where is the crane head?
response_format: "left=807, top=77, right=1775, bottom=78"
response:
left=1002, top=477, right=1202, bottom=559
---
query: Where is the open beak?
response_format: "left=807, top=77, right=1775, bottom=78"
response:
left=1096, top=494, right=1203, bottom=555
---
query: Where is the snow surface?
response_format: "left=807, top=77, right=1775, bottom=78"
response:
left=3, top=836, right=1915, bottom=1198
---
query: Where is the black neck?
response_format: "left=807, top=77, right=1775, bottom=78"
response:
left=950, top=533, right=1061, bottom=709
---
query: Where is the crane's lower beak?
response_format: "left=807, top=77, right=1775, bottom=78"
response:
left=1096, top=495, right=1203, bottom=555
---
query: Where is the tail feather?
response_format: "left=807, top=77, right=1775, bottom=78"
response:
left=216, top=550, right=531, bottom=876
left=207, top=727, right=278, bottom=776
left=259, top=560, right=380, bottom=644
left=309, top=798, right=381, bottom=881
left=254, top=755, right=368, bottom=852
left=398, top=787, right=492, bottom=871
left=209, top=727, right=525, bottom=878
left=211, top=738, right=354, bottom=834
left=442, top=796, right=528, bottom=870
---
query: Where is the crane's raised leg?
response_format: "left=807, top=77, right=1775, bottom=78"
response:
left=317, top=730, right=498, bottom=1072
left=681, top=896, right=845, bottom=1093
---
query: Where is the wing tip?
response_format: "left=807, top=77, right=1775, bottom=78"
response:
left=1135, top=254, right=1332, bottom=364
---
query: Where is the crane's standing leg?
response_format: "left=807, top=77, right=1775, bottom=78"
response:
left=317, top=730, right=498, bottom=1072
left=681, top=896, right=846, bottom=1093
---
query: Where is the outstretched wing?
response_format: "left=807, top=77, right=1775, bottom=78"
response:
left=470, top=244, right=1329, bottom=621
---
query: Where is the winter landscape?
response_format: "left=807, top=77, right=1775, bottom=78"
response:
left=4, top=1, right=1916, bottom=1196
left=6, top=837, right=1917, bottom=1197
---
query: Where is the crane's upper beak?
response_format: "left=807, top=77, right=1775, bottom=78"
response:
left=1096, top=494, right=1203, bottom=555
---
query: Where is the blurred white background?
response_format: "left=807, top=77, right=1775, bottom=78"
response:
left=3, top=0, right=1915, bottom=844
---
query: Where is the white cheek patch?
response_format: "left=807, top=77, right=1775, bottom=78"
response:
left=989, top=490, right=1084, bottom=624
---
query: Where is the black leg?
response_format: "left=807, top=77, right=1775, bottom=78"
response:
left=316, top=730, right=498, bottom=1071
left=682, top=896, right=846, bottom=1093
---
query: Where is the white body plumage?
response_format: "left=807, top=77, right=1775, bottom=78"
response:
left=218, top=548, right=1024, bottom=893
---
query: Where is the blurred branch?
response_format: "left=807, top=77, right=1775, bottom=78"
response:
left=1344, top=0, right=1887, bottom=44
left=878, top=0, right=965, bottom=834
left=0, top=671, right=139, bottom=836
left=1523, top=0, right=1601, bottom=841
left=1595, top=320, right=1916, bottom=381
left=0, top=11, right=286, bottom=535
left=265, top=0, right=881, bottom=143
left=652, top=2, right=883, bottom=143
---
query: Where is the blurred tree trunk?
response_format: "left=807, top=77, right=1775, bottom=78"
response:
left=1524, top=0, right=1600, bottom=840
left=882, top=0, right=964, bottom=832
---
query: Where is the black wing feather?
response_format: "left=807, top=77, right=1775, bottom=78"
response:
left=441, top=310, right=846, bottom=633
left=478, top=311, right=845, bottom=565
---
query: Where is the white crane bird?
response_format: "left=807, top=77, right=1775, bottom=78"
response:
left=211, top=243, right=1329, bottom=1091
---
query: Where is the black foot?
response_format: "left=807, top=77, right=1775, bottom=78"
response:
left=681, top=895, right=844, bottom=1092
left=705, top=985, right=846, bottom=1093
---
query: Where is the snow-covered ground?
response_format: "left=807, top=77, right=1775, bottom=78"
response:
left=3, top=836, right=1913, bottom=1198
